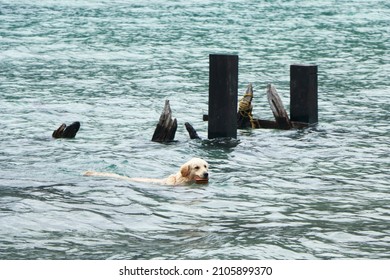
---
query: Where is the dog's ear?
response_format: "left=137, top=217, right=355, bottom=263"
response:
left=180, top=164, right=191, bottom=177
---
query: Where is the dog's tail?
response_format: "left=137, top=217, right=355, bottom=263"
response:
left=83, top=171, right=165, bottom=184
left=84, top=171, right=131, bottom=181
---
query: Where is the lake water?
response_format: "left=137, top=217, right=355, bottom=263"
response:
left=0, top=0, right=389, bottom=259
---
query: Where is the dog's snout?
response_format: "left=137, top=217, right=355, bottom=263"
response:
left=203, top=172, right=208, bottom=178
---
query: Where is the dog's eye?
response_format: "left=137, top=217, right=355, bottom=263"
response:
left=204, top=165, right=207, bottom=168
left=194, top=166, right=200, bottom=170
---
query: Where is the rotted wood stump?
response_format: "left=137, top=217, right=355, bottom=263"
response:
left=185, top=122, right=201, bottom=139
left=266, top=84, right=292, bottom=130
left=52, top=121, right=80, bottom=139
left=237, top=83, right=257, bottom=129
left=152, top=100, right=177, bottom=142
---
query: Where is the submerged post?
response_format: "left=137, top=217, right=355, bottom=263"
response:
left=208, top=54, right=239, bottom=139
left=290, top=64, right=318, bottom=125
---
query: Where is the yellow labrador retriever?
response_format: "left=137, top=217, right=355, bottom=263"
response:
left=84, top=158, right=209, bottom=185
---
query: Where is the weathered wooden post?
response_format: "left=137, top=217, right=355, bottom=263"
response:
left=290, top=64, right=318, bottom=125
left=267, top=84, right=292, bottom=130
left=52, top=122, right=80, bottom=139
left=208, top=54, right=239, bottom=139
left=151, top=100, right=177, bottom=142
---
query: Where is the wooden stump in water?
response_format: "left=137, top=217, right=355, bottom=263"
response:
left=266, top=84, right=292, bottom=130
left=151, top=100, right=177, bottom=142
left=237, top=83, right=257, bottom=129
left=185, top=122, right=201, bottom=139
left=52, top=121, right=80, bottom=139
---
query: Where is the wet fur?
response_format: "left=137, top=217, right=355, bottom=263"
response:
left=84, top=158, right=209, bottom=186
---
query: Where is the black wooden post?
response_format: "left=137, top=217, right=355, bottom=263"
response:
left=290, top=64, right=318, bottom=125
left=208, top=54, right=239, bottom=139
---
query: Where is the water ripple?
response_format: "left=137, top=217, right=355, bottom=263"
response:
left=1, top=0, right=389, bottom=260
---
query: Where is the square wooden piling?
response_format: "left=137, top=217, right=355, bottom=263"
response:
left=290, top=64, right=318, bottom=125
left=208, top=54, right=239, bottom=139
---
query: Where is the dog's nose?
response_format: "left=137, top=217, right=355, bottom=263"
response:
left=203, top=172, right=208, bottom=178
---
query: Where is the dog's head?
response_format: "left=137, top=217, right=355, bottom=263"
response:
left=180, top=158, right=209, bottom=184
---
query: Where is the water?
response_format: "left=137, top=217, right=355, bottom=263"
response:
left=0, top=0, right=389, bottom=259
